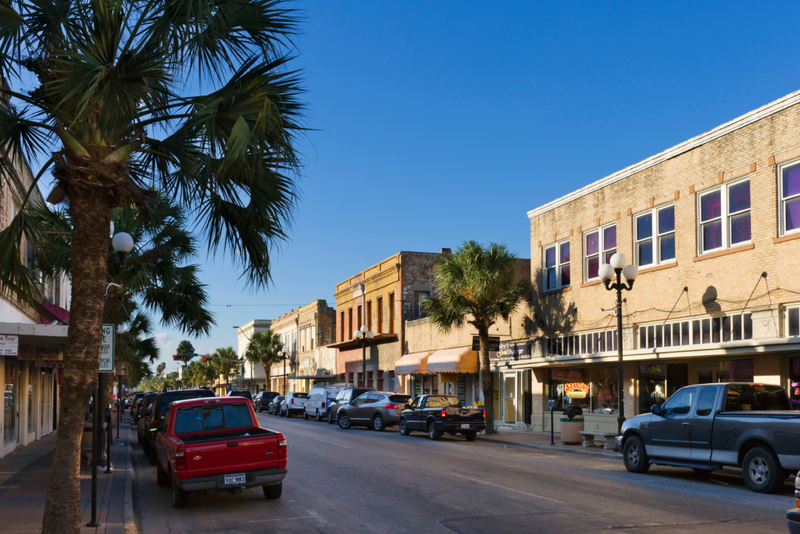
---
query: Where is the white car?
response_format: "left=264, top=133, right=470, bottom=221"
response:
left=303, top=386, right=341, bottom=421
left=279, top=392, right=308, bottom=417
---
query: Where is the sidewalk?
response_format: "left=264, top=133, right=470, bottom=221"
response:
left=0, top=420, right=135, bottom=534
left=478, top=427, right=622, bottom=459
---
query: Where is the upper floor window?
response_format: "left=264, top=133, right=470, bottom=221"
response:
left=698, top=179, right=750, bottom=254
left=780, top=161, right=800, bottom=236
left=543, top=240, right=570, bottom=291
left=414, top=291, right=430, bottom=319
left=584, top=225, right=616, bottom=281
left=635, top=205, right=675, bottom=267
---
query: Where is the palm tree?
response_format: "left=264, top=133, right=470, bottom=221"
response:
left=213, top=347, right=240, bottom=386
left=116, top=306, right=159, bottom=389
left=176, top=340, right=196, bottom=355
left=0, top=3, right=303, bottom=527
left=423, top=241, right=532, bottom=435
left=244, top=330, right=284, bottom=391
left=156, top=362, right=166, bottom=376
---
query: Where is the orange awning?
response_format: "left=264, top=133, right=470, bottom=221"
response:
left=394, top=352, right=432, bottom=375
left=426, top=347, right=478, bottom=374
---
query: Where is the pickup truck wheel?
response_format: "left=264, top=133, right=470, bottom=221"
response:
left=372, top=414, right=385, bottom=431
left=399, top=418, right=410, bottom=436
left=428, top=422, right=440, bottom=440
left=464, top=431, right=477, bottom=441
left=156, top=462, right=170, bottom=486
left=338, top=413, right=351, bottom=429
left=171, top=477, right=190, bottom=509
left=302, top=410, right=309, bottom=420
left=622, top=435, right=650, bottom=474
left=743, top=447, right=784, bottom=493
left=328, top=411, right=335, bottom=424
left=263, top=482, right=282, bottom=500
left=316, top=410, right=322, bottom=422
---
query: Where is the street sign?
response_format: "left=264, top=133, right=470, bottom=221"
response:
left=472, top=336, right=500, bottom=352
left=99, top=324, right=115, bottom=373
left=115, top=362, right=129, bottom=376
left=0, top=335, right=18, bottom=356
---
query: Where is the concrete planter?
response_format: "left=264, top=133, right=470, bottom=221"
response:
left=560, top=417, right=584, bottom=444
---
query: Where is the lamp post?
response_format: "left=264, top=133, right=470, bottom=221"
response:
left=599, top=252, right=638, bottom=442
left=354, top=325, right=374, bottom=388
left=278, top=350, right=288, bottom=395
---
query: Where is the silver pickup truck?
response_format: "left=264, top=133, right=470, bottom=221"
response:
left=619, top=382, right=800, bottom=493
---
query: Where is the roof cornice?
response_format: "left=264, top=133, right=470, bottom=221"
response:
left=527, top=88, right=800, bottom=220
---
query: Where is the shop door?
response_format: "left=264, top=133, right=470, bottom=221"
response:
left=503, top=373, right=516, bottom=425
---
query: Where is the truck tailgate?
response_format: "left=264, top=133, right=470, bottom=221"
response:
left=186, top=434, right=280, bottom=478
left=445, top=408, right=484, bottom=423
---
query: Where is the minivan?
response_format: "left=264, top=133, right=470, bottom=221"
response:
left=304, top=386, right=341, bottom=421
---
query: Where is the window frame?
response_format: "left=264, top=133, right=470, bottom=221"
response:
left=583, top=224, right=617, bottom=282
left=634, top=204, right=676, bottom=268
left=696, top=177, right=751, bottom=256
left=542, top=238, right=571, bottom=292
left=779, top=158, right=800, bottom=237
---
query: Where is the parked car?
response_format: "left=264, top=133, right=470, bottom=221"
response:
left=153, top=396, right=287, bottom=508
left=788, top=472, right=800, bottom=534
left=268, top=396, right=285, bottom=415
left=227, top=390, right=254, bottom=404
left=336, top=391, right=412, bottom=431
left=279, top=392, right=308, bottom=417
left=129, top=392, right=146, bottom=423
left=141, top=389, right=216, bottom=460
left=619, top=382, right=800, bottom=493
left=135, top=393, right=157, bottom=440
left=255, top=391, right=280, bottom=412
left=326, top=387, right=374, bottom=424
left=304, top=386, right=341, bottom=422
left=399, top=395, right=485, bottom=440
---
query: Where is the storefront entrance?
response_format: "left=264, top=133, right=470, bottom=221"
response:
left=503, top=373, right=516, bottom=425
left=3, top=361, right=19, bottom=449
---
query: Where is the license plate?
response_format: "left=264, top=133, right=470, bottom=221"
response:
left=461, top=424, right=471, bottom=429
left=224, top=473, right=246, bottom=485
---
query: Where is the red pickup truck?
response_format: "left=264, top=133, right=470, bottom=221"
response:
left=152, top=396, right=287, bottom=508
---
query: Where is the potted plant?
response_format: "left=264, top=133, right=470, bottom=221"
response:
left=560, top=403, right=584, bottom=444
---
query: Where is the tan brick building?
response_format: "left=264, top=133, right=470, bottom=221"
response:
left=330, top=250, right=443, bottom=392
left=523, top=89, right=800, bottom=434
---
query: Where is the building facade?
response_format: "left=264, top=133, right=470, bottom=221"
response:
left=524, top=89, right=800, bottom=434
left=236, top=319, right=272, bottom=393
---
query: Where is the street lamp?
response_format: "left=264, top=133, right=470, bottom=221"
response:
left=599, top=252, right=638, bottom=442
left=278, top=350, right=288, bottom=395
left=354, top=325, right=375, bottom=388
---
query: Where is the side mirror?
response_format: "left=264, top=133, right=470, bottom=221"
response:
left=650, top=404, right=663, bottom=416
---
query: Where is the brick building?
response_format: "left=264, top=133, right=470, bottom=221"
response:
left=330, top=250, right=444, bottom=392
left=523, top=89, right=800, bottom=434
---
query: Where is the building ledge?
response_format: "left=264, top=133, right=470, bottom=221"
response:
left=693, top=243, right=754, bottom=262
left=327, top=333, right=398, bottom=350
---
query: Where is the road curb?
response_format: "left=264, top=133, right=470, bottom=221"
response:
left=123, top=429, right=138, bottom=534
left=478, top=435, right=621, bottom=460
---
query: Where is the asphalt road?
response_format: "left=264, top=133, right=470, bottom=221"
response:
left=131, top=411, right=792, bottom=533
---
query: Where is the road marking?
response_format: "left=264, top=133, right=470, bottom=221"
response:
left=242, top=515, right=315, bottom=524
left=450, top=473, right=566, bottom=504
left=304, top=436, right=351, bottom=449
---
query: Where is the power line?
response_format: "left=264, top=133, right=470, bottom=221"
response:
left=210, top=304, right=305, bottom=307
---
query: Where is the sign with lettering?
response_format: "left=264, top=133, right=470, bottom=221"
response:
left=472, top=336, right=500, bottom=352
left=99, top=324, right=115, bottom=373
left=491, top=340, right=532, bottom=362
left=17, top=345, right=62, bottom=360
left=0, top=335, right=18, bottom=356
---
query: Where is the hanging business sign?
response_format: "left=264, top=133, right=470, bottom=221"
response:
left=99, top=324, right=115, bottom=373
left=491, top=340, right=532, bottom=362
left=0, top=335, right=18, bottom=356
left=472, top=336, right=500, bottom=352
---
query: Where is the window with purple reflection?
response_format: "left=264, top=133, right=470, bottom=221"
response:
left=587, top=257, right=599, bottom=280
left=584, top=226, right=615, bottom=281
left=543, top=240, right=570, bottom=291
left=545, top=247, right=556, bottom=268
left=728, top=181, right=750, bottom=214
left=782, top=163, right=800, bottom=235
left=703, top=220, right=722, bottom=251
left=586, top=232, right=599, bottom=255
left=637, top=214, right=652, bottom=239
left=560, top=242, right=570, bottom=264
left=701, top=191, right=721, bottom=222
left=604, top=226, right=616, bottom=250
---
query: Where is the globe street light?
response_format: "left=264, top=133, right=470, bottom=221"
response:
left=354, top=324, right=375, bottom=388
left=599, top=252, right=638, bottom=441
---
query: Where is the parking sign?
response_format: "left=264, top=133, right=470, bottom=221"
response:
left=100, top=324, right=115, bottom=373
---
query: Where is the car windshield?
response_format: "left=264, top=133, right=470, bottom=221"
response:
left=174, top=403, right=253, bottom=434
left=158, top=390, right=215, bottom=416
left=425, top=396, right=462, bottom=409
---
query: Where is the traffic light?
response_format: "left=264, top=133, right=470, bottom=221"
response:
left=202, top=356, right=209, bottom=361
left=172, top=355, right=178, bottom=361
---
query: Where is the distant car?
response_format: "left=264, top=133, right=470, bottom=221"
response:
left=336, top=392, right=412, bottom=431
left=129, top=392, right=146, bottom=423
left=268, top=396, right=285, bottom=415
left=788, top=472, right=800, bottom=534
left=279, top=392, right=308, bottom=417
left=326, top=387, right=374, bottom=424
left=304, top=386, right=341, bottom=422
left=227, top=390, right=254, bottom=403
left=255, top=391, right=280, bottom=412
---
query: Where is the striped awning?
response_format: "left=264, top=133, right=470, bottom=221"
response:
left=394, top=352, right=432, bottom=375
left=426, top=347, right=479, bottom=374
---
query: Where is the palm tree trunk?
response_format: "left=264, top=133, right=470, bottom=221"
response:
left=261, top=363, right=271, bottom=392
left=42, top=191, right=111, bottom=534
left=479, top=328, right=494, bottom=435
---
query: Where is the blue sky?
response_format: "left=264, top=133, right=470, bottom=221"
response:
left=134, top=1, right=800, bottom=371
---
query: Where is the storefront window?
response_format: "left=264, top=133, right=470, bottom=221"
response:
left=4, top=361, right=16, bottom=445
left=698, top=359, right=753, bottom=383
left=589, top=366, right=618, bottom=414
left=549, top=368, right=589, bottom=412
left=28, top=370, right=34, bottom=434
left=790, top=358, right=800, bottom=409
left=639, top=364, right=667, bottom=413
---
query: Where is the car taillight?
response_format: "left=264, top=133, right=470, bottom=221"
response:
left=482, top=410, right=486, bottom=418
left=441, top=409, right=446, bottom=417
left=278, top=435, right=287, bottom=459
left=291, top=398, right=294, bottom=405
left=175, top=448, right=186, bottom=470
left=386, top=403, right=398, bottom=410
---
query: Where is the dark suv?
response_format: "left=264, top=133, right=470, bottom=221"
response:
left=326, top=387, right=374, bottom=424
left=255, top=391, right=280, bottom=412
left=140, top=389, right=215, bottom=462
left=227, top=389, right=254, bottom=403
